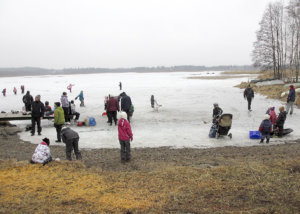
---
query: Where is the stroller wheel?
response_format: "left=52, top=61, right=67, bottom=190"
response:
left=228, top=133, right=232, bottom=139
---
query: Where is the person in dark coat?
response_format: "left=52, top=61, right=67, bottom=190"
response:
left=120, top=92, right=132, bottom=122
left=2, top=88, right=6, bottom=96
left=286, top=85, right=296, bottom=115
left=61, top=126, right=82, bottom=160
left=107, top=95, right=120, bottom=126
left=31, top=95, right=45, bottom=136
left=119, top=82, right=122, bottom=90
left=275, top=106, right=287, bottom=137
left=23, top=91, right=34, bottom=111
left=21, top=85, right=25, bottom=94
left=259, top=114, right=273, bottom=144
left=212, top=103, right=223, bottom=124
left=244, top=84, right=254, bottom=111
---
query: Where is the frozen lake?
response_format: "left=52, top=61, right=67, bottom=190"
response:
left=0, top=71, right=299, bottom=149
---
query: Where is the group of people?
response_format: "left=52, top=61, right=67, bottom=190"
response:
left=2, top=85, right=25, bottom=96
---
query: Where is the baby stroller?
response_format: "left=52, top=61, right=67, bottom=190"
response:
left=215, top=114, right=233, bottom=139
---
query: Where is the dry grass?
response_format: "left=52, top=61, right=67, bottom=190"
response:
left=222, top=70, right=262, bottom=75
left=1, top=158, right=300, bottom=213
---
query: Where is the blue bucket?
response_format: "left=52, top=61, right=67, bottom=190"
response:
left=249, top=131, right=261, bottom=139
left=89, top=117, right=96, bottom=126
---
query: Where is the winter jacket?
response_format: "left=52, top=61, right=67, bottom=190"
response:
left=276, top=111, right=287, bottom=127
left=70, top=103, right=76, bottom=114
left=23, top=93, right=33, bottom=105
left=54, top=106, right=65, bottom=125
left=61, top=95, right=69, bottom=108
left=244, top=88, right=254, bottom=99
left=45, top=105, right=52, bottom=112
left=259, top=119, right=272, bottom=134
left=121, top=95, right=132, bottom=111
left=31, top=142, right=51, bottom=164
left=61, top=127, right=79, bottom=142
left=287, top=89, right=296, bottom=102
left=269, top=110, right=277, bottom=125
left=31, top=101, right=45, bottom=117
left=76, top=92, right=84, bottom=101
left=107, top=97, right=120, bottom=112
left=118, top=118, right=133, bottom=141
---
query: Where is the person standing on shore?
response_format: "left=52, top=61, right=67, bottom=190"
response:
left=13, top=87, right=17, bottom=95
left=54, top=102, right=65, bottom=143
left=118, top=111, right=133, bottom=162
left=31, top=95, right=45, bottom=136
left=243, top=84, right=254, bottom=111
left=286, top=85, right=296, bottom=115
left=107, top=95, right=119, bottom=126
left=2, top=88, right=6, bottom=97
left=61, top=92, right=70, bottom=122
left=61, top=126, right=82, bottom=161
left=23, top=91, right=33, bottom=111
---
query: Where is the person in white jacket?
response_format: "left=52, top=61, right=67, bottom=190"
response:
left=31, top=138, right=52, bottom=165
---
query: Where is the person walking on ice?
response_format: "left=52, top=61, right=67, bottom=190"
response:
left=13, top=87, right=17, bottom=95
left=286, top=85, right=296, bottom=115
left=119, top=82, right=122, bottom=90
left=67, top=84, right=74, bottom=93
left=21, top=85, right=25, bottom=94
left=2, top=88, right=6, bottom=97
left=150, top=95, right=162, bottom=111
left=244, top=84, right=254, bottom=111
left=23, top=91, right=33, bottom=111
left=75, top=90, right=85, bottom=107
left=61, top=126, right=82, bottom=161
left=118, top=111, right=133, bottom=162
left=107, top=94, right=120, bottom=126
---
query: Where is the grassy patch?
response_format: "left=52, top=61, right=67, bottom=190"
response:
left=1, top=158, right=300, bottom=213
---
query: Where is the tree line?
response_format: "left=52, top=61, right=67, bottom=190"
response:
left=253, top=0, right=300, bottom=82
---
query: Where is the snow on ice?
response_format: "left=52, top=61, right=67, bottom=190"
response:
left=0, top=71, right=299, bottom=149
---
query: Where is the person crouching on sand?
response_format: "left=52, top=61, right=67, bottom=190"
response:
left=118, top=111, right=133, bottom=162
left=31, top=138, right=52, bottom=165
left=61, top=126, right=82, bottom=161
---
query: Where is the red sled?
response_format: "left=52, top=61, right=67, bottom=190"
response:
left=77, top=121, right=85, bottom=127
left=102, top=112, right=107, bottom=116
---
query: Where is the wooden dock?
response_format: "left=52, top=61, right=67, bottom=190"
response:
left=0, top=113, right=54, bottom=121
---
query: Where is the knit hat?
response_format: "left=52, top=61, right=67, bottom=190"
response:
left=270, top=107, right=275, bottom=111
left=213, top=103, right=219, bottom=107
left=42, top=138, right=50, bottom=146
left=264, top=114, right=270, bottom=120
left=290, top=85, right=294, bottom=89
left=120, top=111, right=127, bottom=120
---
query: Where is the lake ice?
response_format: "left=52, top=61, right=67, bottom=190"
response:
left=0, top=71, right=299, bottom=149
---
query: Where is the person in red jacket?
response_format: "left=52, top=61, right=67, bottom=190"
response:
left=269, top=107, right=277, bottom=129
left=107, top=95, right=120, bottom=126
left=118, top=111, right=133, bottom=162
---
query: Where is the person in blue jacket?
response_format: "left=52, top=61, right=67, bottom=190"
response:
left=259, top=114, right=272, bottom=144
left=286, top=85, right=296, bottom=115
left=75, top=90, right=85, bottom=107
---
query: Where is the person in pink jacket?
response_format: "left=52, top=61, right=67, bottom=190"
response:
left=269, top=107, right=277, bottom=129
left=118, top=111, right=133, bottom=162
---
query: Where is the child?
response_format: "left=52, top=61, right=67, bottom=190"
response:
left=2, top=88, right=6, bottom=96
left=269, top=107, right=277, bottom=129
left=75, top=90, right=84, bottom=107
left=276, top=106, right=287, bottom=137
left=259, top=114, right=273, bottom=144
left=44, top=101, right=54, bottom=116
left=212, top=103, right=223, bottom=124
left=31, top=138, right=52, bottom=165
left=13, top=87, right=17, bottom=95
left=61, top=126, right=82, bottom=161
left=118, top=112, right=133, bottom=162
left=70, top=100, right=80, bottom=121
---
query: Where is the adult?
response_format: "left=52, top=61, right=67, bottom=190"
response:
left=2, top=88, right=6, bottom=96
left=61, top=126, right=82, bottom=161
left=286, top=85, right=296, bottom=115
left=243, top=84, right=254, bottom=111
left=120, top=92, right=132, bottom=122
left=212, top=103, right=223, bottom=124
left=54, top=102, right=65, bottom=143
left=276, top=106, right=287, bottom=138
left=31, top=138, right=52, bottom=165
left=61, top=92, right=70, bottom=122
left=119, top=82, right=122, bottom=90
left=118, top=112, right=133, bottom=162
left=21, top=85, right=25, bottom=94
left=31, top=95, right=45, bottom=136
left=23, top=91, right=33, bottom=111
left=107, top=95, right=120, bottom=126
left=13, top=87, right=17, bottom=95
left=75, top=90, right=84, bottom=107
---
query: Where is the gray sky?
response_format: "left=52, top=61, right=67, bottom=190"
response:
left=0, top=0, right=275, bottom=69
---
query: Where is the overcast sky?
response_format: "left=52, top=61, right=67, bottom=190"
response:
left=0, top=0, right=276, bottom=69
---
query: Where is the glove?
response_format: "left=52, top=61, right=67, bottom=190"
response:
left=130, top=137, right=133, bottom=142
